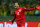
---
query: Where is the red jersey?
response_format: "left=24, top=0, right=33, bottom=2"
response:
left=12, top=7, right=34, bottom=23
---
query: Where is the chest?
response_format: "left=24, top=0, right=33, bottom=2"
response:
left=15, top=9, right=23, bottom=15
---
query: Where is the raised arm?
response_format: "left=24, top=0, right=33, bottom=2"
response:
left=23, top=7, right=35, bottom=11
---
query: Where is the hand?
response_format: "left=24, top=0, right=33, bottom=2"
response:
left=12, top=20, right=13, bottom=24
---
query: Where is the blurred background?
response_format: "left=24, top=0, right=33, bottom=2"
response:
left=0, top=0, right=40, bottom=21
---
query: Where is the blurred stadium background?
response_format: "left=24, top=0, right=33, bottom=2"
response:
left=0, top=0, right=40, bottom=21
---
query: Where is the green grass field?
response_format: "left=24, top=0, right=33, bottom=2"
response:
left=0, top=18, right=40, bottom=21
left=0, top=16, right=40, bottom=21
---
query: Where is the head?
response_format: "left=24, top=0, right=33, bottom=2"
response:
left=14, top=2, right=19, bottom=9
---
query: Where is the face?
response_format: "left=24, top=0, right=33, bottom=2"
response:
left=14, top=3, right=19, bottom=9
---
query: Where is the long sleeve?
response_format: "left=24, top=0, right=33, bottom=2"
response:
left=23, top=7, right=35, bottom=11
left=12, top=13, right=16, bottom=21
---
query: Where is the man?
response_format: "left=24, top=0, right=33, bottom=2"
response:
left=12, top=2, right=35, bottom=27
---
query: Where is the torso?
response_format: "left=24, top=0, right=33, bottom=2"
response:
left=15, top=7, right=25, bottom=22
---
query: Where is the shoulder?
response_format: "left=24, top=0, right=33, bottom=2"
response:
left=18, top=7, right=24, bottom=9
